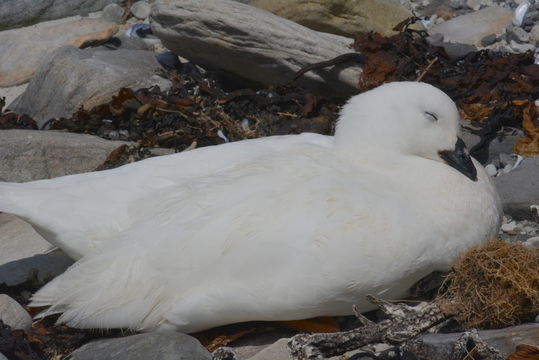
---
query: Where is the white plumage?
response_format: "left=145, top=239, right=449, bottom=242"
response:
left=0, top=82, right=501, bottom=333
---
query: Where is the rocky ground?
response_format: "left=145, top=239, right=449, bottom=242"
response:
left=0, top=0, right=538, bottom=359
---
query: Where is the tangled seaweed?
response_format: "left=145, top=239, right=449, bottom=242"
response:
left=438, top=240, right=539, bottom=329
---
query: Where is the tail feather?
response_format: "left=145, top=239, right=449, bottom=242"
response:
left=30, top=249, right=169, bottom=331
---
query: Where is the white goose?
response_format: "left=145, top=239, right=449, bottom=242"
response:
left=0, top=82, right=501, bottom=333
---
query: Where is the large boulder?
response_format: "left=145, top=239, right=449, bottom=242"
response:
left=0, top=0, right=121, bottom=31
left=0, top=129, right=132, bottom=182
left=0, top=18, right=118, bottom=87
left=150, top=0, right=362, bottom=99
left=9, top=46, right=171, bottom=127
left=244, top=0, right=420, bottom=37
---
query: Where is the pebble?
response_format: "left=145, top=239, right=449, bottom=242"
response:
left=481, top=33, right=498, bottom=46
left=102, top=3, right=124, bottom=23
left=0, top=295, right=32, bottom=331
left=507, top=24, right=530, bottom=42
left=509, top=39, right=536, bottom=52
left=530, top=24, right=539, bottom=44
left=130, top=1, right=151, bottom=20
left=485, top=163, right=498, bottom=176
left=501, top=221, right=517, bottom=232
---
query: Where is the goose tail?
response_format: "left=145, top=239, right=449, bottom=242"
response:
left=30, top=248, right=168, bottom=331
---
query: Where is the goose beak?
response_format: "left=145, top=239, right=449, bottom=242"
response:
left=439, top=138, right=478, bottom=181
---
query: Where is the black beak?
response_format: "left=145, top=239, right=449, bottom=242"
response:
left=438, top=138, right=478, bottom=181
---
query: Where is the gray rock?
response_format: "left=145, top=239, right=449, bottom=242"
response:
left=429, top=6, right=513, bottom=47
left=0, top=18, right=118, bottom=87
left=0, top=213, right=54, bottom=266
left=9, top=46, right=170, bottom=127
left=507, top=24, right=530, bottom=43
left=480, top=33, right=498, bottom=47
left=531, top=24, right=539, bottom=44
left=0, top=0, right=121, bottom=31
left=69, top=332, right=211, bottom=360
left=0, top=129, right=132, bottom=182
left=419, top=323, right=539, bottom=359
left=494, top=154, right=539, bottom=220
left=0, top=295, right=32, bottom=331
left=509, top=40, right=536, bottom=53
left=0, top=250, right=73, bottom=287
left=150, top=0, right=362, bottom=99
left=131, top=1, right=151, bottom=20
left=246, top=338, right=293, bottom=360
left=102, top=3, right=125, bottom=23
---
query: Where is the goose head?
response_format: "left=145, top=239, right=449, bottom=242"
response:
left=335, top=82, right=477, bottom=181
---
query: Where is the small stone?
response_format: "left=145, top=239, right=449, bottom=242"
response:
left=102, top=3, right=124, bottom=23
left=530, top=24, right=539, bottom=44
left=0, top=295, right=32, bottom=331
left=485, top=164, right=498, bottom=176
left=524, top=236, right=539, bottom=248
left=131, top=1, right=151, bottom=20
left=507, top=24, right=530, bottom=43
left=467, top=0, right=482, bottom=10
left=481, top=33, right=498, bottom=46
left=509, top=39, right=536, bottom=52
left=501, top=221, right=517, bottom=232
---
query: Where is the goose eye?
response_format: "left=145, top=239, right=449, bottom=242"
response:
left=425, top=111, right=438, bottom=122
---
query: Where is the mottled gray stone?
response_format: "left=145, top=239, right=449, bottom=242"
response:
left=494, top=155, right=539, bottom=220
left=9, top=46, right=170, bottom=126
left=0, top=0, right=121, bottom=31
left=131, top=1, right=151, bottom=20
left=480, top=33, right=498, bottom=47
left=0, top=130, right=132, bottom=182
left=69, top=332, right=211, bottom=360
left=150, top=0, right=362, bottom=99
left=0, top=295, right=32, bottom=331
left=102, top=3, right=125, bottom=23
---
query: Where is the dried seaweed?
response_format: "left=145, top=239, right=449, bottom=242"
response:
left=43, top=72, right=338, bottom=157
left=437, top=240, right=539, bottom=329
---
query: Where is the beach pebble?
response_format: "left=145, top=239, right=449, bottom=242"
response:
left=0, top=295, right=32, bottom=331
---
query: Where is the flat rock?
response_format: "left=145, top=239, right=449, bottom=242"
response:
left=68, top=332, right=211, bottom=360
left=0, top=0, right=120, bottom=31
left=429, top=6, right=513, bottom=47
left=0, top=18, right=118, bottom=87
left=9, top=46, right=171, bottom=126
left=0, top=250, right=73, bottom=287
left=246, top=338, right=293, bottom=360
left=494, top=154, right=539, bottom=220
left=243, top=0, right=420, bottom=38
left=0, top=295, right=32, bottom=331
left=150, top=0, right=362, bottom=99
left=0, top=213, right=53, bottom=266
left=419, top=323, right=539, bottom=359
left=0, top=129, right=132, bottom=182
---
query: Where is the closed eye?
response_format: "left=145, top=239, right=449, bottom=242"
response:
left=425, top=111, right=438, bottom=122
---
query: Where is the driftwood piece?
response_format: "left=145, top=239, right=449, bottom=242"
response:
left=288, top=295, right=448, bottom=360
left=150, top=0, right=362, bottom=98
